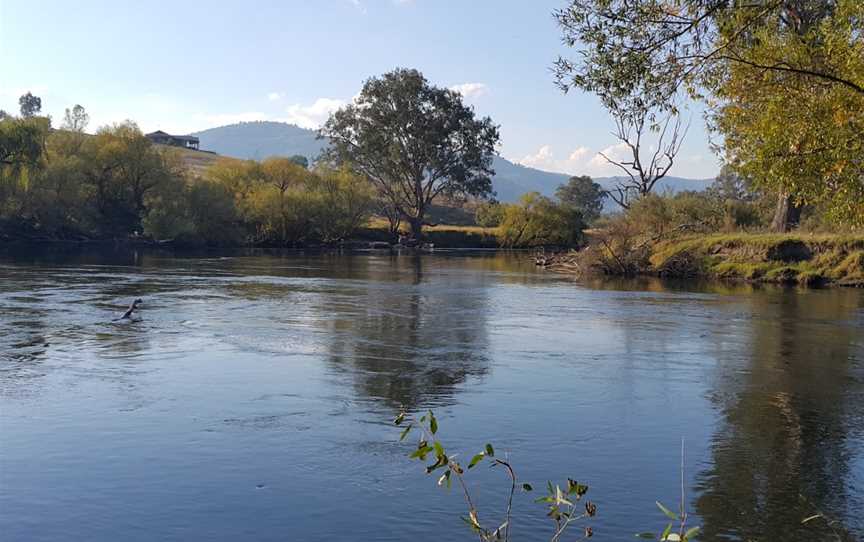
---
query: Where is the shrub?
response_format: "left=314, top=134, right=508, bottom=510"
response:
left=475, top=201, right=506, bottom=227
left=499, top=192, right=585, bottom=248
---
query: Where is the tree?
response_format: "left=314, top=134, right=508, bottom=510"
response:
left=261, top=157, right=309, bottom=242
left=288, top=154, right=309, bottom=169
left=553, top=0, right=863, bottom=116
left=320, top=68, right=500, bottom=239
left=0, top=110, right=10, bottom=121
left=18, top=92, right=42, bottom=118
left=81, top=122, right=182, bottom=234
left=377, top=197, right=403, bottom=239
left=499, top=192, right=585, bottom=248
left=0, top=116, right=48, bottom=168
left=474, top=200, right=506, bottom=227
left=553, top=0, right=864, bottom=229
left=0, top=117, right=50, bottom=221
left=599, top=109, right=687, bottom=209
left=310, top=166, right=375, bottom=242
left=555, top=175, right=605, bottom=224
left=61, top=104, right=89, bottom=132
left=206, top=158, right=262, bottom=216
left=710, top=2, right=864, bottom=228
left=708, top=165, right=754, bottom=203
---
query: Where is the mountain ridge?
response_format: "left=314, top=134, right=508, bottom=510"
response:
left=191, top=121, right=712, bottom=203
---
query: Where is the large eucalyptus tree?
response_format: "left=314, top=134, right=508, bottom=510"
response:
left=320, top=68, right=500, bottom=239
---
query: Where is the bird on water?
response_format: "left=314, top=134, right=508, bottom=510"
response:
left=119, top=298, right=143, bottom=321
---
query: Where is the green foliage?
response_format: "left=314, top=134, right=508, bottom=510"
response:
left=554, top=0, right=864, bottom=227
left=186, top=181, right=242, bottom=244
left=61, top=104, right=89, bottom=132
left=395, top=409, right=595, bottom=542
left=1, top=118, right=186, bottom=239
left=0, top=116, right=382, bottom=245
left=712, top=0, right=864, bottom=225
left=474, top=200, right=505, bottom=227
left=0, top=115, right=48, bottom=170
left=18, top=92, right=42, bottom=118
left=555, top=175, right=605, bottom=224
left=634, top=497, right=700, bottom=541
left=82, top=122, right=180, bottom=235
left=0, top=116, right=50, bottom=225
left=203, top=157, right=377, bottom=245
left=499, top=192, right=585, bottom=248
left=308, top=166, right=375, bottom=242
left=320, top=68, right=500, bottom=238
left=288, top=154, right=309, bottom=169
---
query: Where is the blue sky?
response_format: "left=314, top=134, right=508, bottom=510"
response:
left=1, top=0, right=719, bottom=178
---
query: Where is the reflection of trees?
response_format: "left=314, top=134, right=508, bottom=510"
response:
left=319, top=255, right=491, bottom=409
left=696, top=290, right=864, bottom=541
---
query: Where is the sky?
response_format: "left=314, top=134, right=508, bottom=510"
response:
left=0, top=0, right=720, bottom=179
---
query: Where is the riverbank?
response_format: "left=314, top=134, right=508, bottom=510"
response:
left=0, top=221, right=503, bottom=250
left=556, top=233, right=864, bottom=287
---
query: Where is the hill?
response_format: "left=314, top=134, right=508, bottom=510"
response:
left=191, top=121, right=712, bottom=204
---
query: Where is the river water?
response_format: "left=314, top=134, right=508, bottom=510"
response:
left=1, top=249, right=862, bottom=541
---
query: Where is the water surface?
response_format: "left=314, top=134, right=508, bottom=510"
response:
left=1, top=249, right=862, bottom=541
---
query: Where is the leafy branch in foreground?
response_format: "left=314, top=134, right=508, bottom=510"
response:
left=636, top=439, right=700, bottom=542
left=394, top=409, right=595, bottom=541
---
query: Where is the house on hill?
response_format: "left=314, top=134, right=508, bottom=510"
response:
left=145, top=130, right=200, bottom=150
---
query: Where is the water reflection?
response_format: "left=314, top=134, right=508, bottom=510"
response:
left=696, top=290, right=864, bottom=541
left=1, top=248, right=863, bottom=542
left=318, top=255, right=490, bottom=409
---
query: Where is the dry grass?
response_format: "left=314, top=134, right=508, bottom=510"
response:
left=165, top=145, right=227, bottom=176
left=365, top=217, right=497, bottom=236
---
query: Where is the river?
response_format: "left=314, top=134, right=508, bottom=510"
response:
left=1, top=249, right=862, bottom=541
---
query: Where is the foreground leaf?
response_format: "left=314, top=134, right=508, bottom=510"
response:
left=399, top=424, right=412, bottom=441
left=656, top=501, right=679, bottom=521
left=468, top=453, right=485, bottom=469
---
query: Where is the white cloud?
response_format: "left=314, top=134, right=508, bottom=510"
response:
left=449, top=82, right=489, bottom=99
left=267, top=92, right=284, bottom=102
left=515, top=142, right=645, bottom=177
left=282, top=98, right=345, bottom=129
left=568, top=146, right=590, bottom=162
left=588, top=142, right=631, bottom=169
left=519, top=145, right=556, bottom=169
left=518, top=144, right=596, bottom=175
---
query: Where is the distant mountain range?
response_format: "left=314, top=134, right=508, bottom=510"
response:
left=192, top=121, right=712, bottom=204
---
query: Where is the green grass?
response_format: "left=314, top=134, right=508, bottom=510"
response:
left=649, top=233, right=864, bottom=287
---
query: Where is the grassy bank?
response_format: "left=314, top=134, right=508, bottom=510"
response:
left=360, top=218, right=501, bottom=248
left=648, top=233, right=864, bottom=287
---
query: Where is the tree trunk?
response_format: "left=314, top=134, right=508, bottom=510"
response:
left=408, top=216, right=424, bottom=241
left=771, top=191, right=802, bottom=233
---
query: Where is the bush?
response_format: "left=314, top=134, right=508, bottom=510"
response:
left=499, top=192, right=585, bottom=248
left=309, top=166, right=375, bottom=242
left=474, top=201, right=506, bottom=227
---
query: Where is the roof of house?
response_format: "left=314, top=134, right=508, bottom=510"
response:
left=146, top=130, right=199, bottom=142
